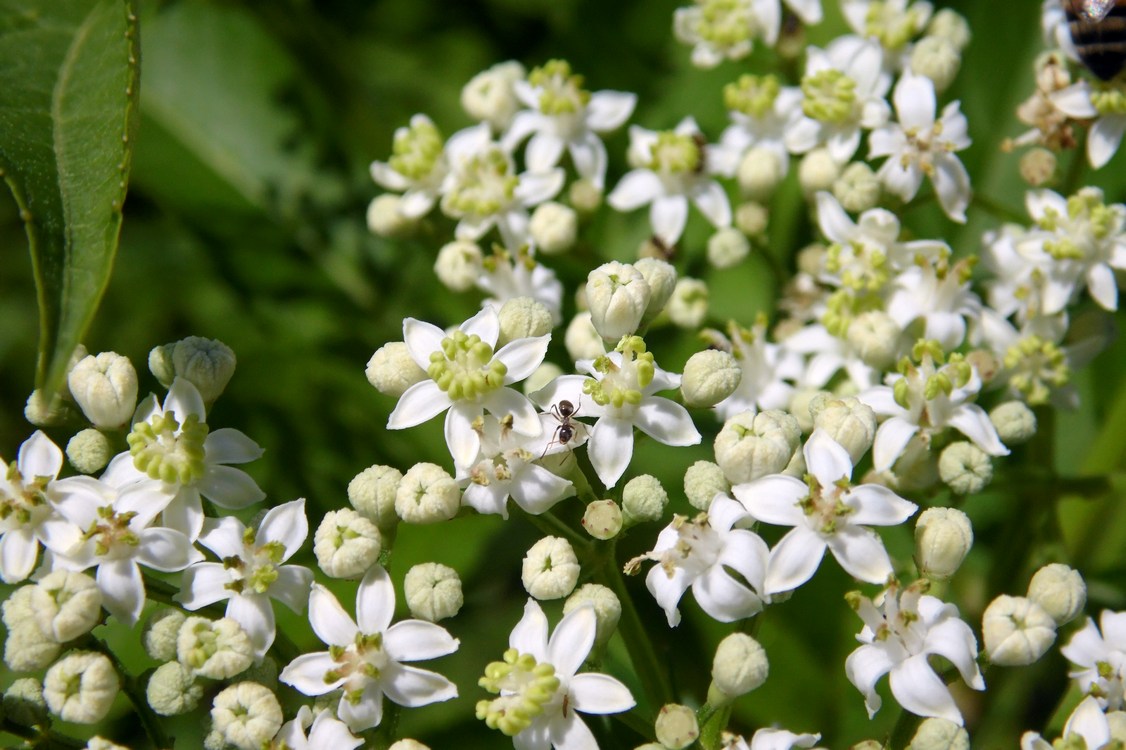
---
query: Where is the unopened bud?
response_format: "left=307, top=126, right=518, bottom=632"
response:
left=710, top=632, right=768, bottom=702
left=983, top=595, right=1056, bottom=666
left=404, top=562, right=464, bottom=622
left=681, top=350, right=741, bottom=407
left=847, top=311, right=902, bottom=370
left=734, top=202, right=769, bottom=238
left=565, top=311, right=607, bottom=361
left=389, top=741, right=432, bottom=750
left=434, top=240, right=483, bottom=292
left=43, top=651, right=118, bottom=724
left=990, top=401, right=1037, bottom=445
left=706, top=228, right=751, bottom=269
left=396, top=463, right=460, bottom=524
left=349, top=464, right=403, bottom=531
left=587, top=261, right=651, bottom=341
left=914, top=507, right=973, bottom=581
left=564, top=584, right=621, bottom=646
left=583, top=500, right=623, bottom=540
left=714, top=409, right=800, bottom=484
left=667, top=278, right=708, bottom=329
left=366, top=341, right=427, bottom=398
left=655, top=704, right=699, bottom=750
left=66, top=428, right=113, bottom=474
left=210, top=682, right=284, bottom=750
left=1019, top=148, right=1057, bottom=187
left=147, top=662, right=202, bottom=716
left=635, top=258, right=678, bottom=325
left=367, top=193, right=416, bottom=238
left=3, top=678, right=47, bottom=727
left=68, top=352, right=138, bottom=429
left=497, top=297, right=553, bottom=347
left=684, top=460, right=729, bottom=510
left=811, top=396, right=876, bottom=464
left=144, top=608, right=187, bottom=662
left=24, top=389, right=72, bottom=427
left=927, top=8, right=971, bottom=49
left=737, top=146, right=783, bottom=199
left=833, top=162, right=881, bottom=213
left=462, top=60, right=525, bottom=131
left=570, top=178, right=603, bottom=214
left=178, top=616, right=255, bottom=680
left=1027, top=563, right=1086, bottom=626
left=622, top=474, right=668, bottom=525
left=907, top=718, right=969, bottom=750
left=909, top=36, right=961, bottom=93
left=798, top=148, right=840, bottom=196
left=314, top=509, right=382, bottom=579
left=530, top=201, right=578, bottom=254
left=522, top=536, right=580, bottom=600
left=938, top=441, right=992, bottom=495
left=31, top=570, right=102, bottom=642
left=168, top=337, right=237, bottom=405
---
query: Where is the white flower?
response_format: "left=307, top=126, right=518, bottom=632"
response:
left=477, top=247, right=564, bottom=325
left=845, top=581, right=985, bottom=725
left=388, top=307, right=549, bottom=469
left=1022, top=696, right=1114, bottom=750
left=477, top=599, right=635, bottom=750
left=1061, top=610, right=1126, bottom=710
left=279, top=565, right=458, bottom=732
left=502, top=60, right=636, bottom=191
left=629, top=493, right=769, bottom=627
left=0, top=431, right=78, bottom=583
left=885, top=260, right=982, bottom=350
left=275, top=706, right=363, bottom=750
left=607, top=118, right=732, bottom=247
left=532, top=337, right=701, bottom=489
left=868, top=73, right=971, bottom=222
left=733, top=429, right=917, bottom=593
left=440, top=123, right=564, bottom=249
left=712, top=320, right=804, bottom=421
left=673, top=0, right=773, bottom=68
left=712, top=75, right=803, bottom=181
left=176, top=498, right=314, bottom=658
left=723, top=727, right=825, bottom=750
left=841, top=0, right=933, bottom=66
left=370, top=114, right=447, bottom=219
left=1051, top=79, right=1126, bottom=169
left=781, top=322, right=880, bottom=393
left=125, top=377, right=265, bottom=541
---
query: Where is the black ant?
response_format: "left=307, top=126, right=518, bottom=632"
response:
left=541, top=399, right=581, bottom=458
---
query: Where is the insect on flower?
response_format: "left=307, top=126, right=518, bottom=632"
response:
left=1065, top=0, right=1126, bottom=80
left=541, top=399, right=581, bottom=458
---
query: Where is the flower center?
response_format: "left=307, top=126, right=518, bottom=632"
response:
left=863, top=1, right=926, bottom=51
left=653, top=513, right=722, bottom=576
left=442, top=146, right=519, bottom=218
left=897, top=120, right=947, bottom=177
left=222, top=530, right=287, bottom=595
left=388, top=117, right=444, bottom=181
left=82, top=505, right=140, bottom=558
left=528, top=60, right=590, bottom=119
left=649, top=131, right=704, bottom=176
left=725, top=74, right=781, bottom=119
left=428, top=331, right=507, bottom=401
left=127, top=411, right=209, bottom=485
left=1091, top=82, right=1126, bottom=116
left=584, top=337, right=654, bottom=412
left=801, top=69, right=858, bottom=124
left=1003, top=335, right=1069, bottom=406
left=476, top=649, right=562, bottom=736
left=692, top=0, right=756, bottom=49
left=327, top=632, right=390, bottom=704
left=0, top=461, right=51, bottom=528
left=798, top=474, right=853, bottom=535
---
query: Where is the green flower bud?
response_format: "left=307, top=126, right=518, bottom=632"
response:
left=812, top=396, right=876, bottom=464
left=530, top=201, right=578, bottom=255
left=66, top=428, right=113, bottom=475
left=404, top=562, right=464, bottom=622
left=178, top=617, right=255, bottom=680
left=314, top=508, right=382, bottom=579
left=681, top=350, right=741, bottom=407
left=847, top=311, right=902, bottom=371
left=3, top=677, right=47, bottom=727
left=569, top=178, right=603, bottom=214
left=147, top=662, right=202, bottom=716
left=734, top=201, right=770, bottom=238
left=833, top=161, right=881, bottom=214
left=366, top=341, right=428, bottom=398
left=396, top=463, right=460, bottom=524
left=655, top=704, right=699, bottom=750
left=171, top=337, right=237, bottom=405
left=434, top=240, right=484, bottom=292
left=914, top=507, right=973, bottom=581
left=736, top=147, right=783, bottom=200
left=910, top=36, right=960, bottom=93
left=31, top=570, right=103, bottom=642
left=144, top=608, right=187, bottom=662
left=938, top=441, right=992, bottom=495
left=582, top=499, right=623, bottom=540
left=622, top=474, right=669, bottom=525
left=667, top=278, right=708, bottom=330
left=684, top=460, right=729, bottom=510
left=1027, top=563, right=1086, bottom=626
left=564, top=584, right=621, bottom=647
left=983, top=595, right=1056, bottom=666
left=714, top=409, right=800, bottom=484
left=635, top=258, right=678, bottom=326
left=43, top=651, right=118, bottom=724
left=798, top=148, right=840, bottom=196
left=565, top=311, right=607, bottom=361
left=367, top=193, right=416, bottom=238
left=990, top=401, right=1037, bottom=445
left=462, top=60, right=525, bottom=131
left=907, top=718, right=969, bottom=750
left=68, top=352, right=138, bottom=429
left=348, top=464, right=403, bottom=531
left=710, top=632, right=768, bottom=703
left=522, top=536, right=580, bottom=600
left=498, top=297, right=554, bottom=347
left=210, top=682, right=283, bottom=750
left=587, top=261, right=651, bottom=341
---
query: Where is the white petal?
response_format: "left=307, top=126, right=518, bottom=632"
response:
left=845, top=644, right=894, bottom=717
left=693, top=566, right=762, bottom=621
left=586, top=91, right=637, bottom=131
left=1089, top=116, right=1126, bottom=169
left=569, top=132, right=608, bottom=190
left=692, top=180, right=732, bottom=229
left=646, top=561, right=692, bottom=627
left=497, top=336, right=551, bottom=383
left=0, top=530, right=38, bottom=583
left=872, top=417, right=919, bottom=472
left=165, top=378, right=206, bottom=423
left=135, top=528, right=202, bottom=572
left=511, top=464, right=573, bottom=514
left=634, top=399, right=700, bottom=446
left=446, top=402, right=483, bottom=469
left=845, top=485, right=917, bottom=526
left=894, top=74, right=936, bottom=130
left=569, top=673, right=636, bottom=714
left=18, top=431, right=63, bottom=479
left=815, top=192, right=856, bottom=243
left=197, top=515, right=246, bottom=558
left=339, top=683, right=383, bottom=731
left=826, top=525, right=894, bottom=583
left=651, top=194, right=690, bottom=246
left=947, top=404, right=1009, bottom=456
left=280, top=651, right=344, bottom=696
left=607, top=170, right=663, bottom=211
left=258, top=498, right=308, bottom=557
left=923, top=612, right=984, bottom=690
left=97, top=558, right=145, bottom=625
left=460, top=307, right=501, bottom=347
left=764, top=527, right=827, bottom=594
left=547, top=606, right=596, bottom=679
left=718, top=529, right=769, bottom=591
left=403, top=318, right=447, bottom=368
left=932, top=155, right=971, bottom=223
left=197, top=465, right=265, bottom=509
left=548, top=712, right=597, bottom=750
left=271, top=565, right=315, bottom=613
left=227, top=593, right=276, bottom=657
left=387, top=380, right=452, bottom=430
left=385, top=620, right=459, bottom=661
left=309, top=584, right=359, bottom=646
left=888, top=654, right=963, bottom=724
left=525, top=132, right=566, bottom=173
left=357, top=564, right=397, bottom=635
left=203, top=428, right=263, bottom=465
left=588, top=416, right=635, bottom=489
left=516, top=169, right=565, bottom=206
left=177, top=562, right=233, bottom=609
left=804, top=429, right=854, bottom=486
left=383, top=663, right=458, bottom=707
left=1087, top=262, right=1119, bottom=310
left=732, top=476, right=808, bottom=525
left=510, top=599, right=549, bottom=659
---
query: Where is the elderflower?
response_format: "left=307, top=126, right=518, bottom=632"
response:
left=1061, top=610, right=1126, bottom=709
left=29, top=569, right=102, bottom=643
left=982, top=595, right=1057, bottom=666
left=43, top=651, right=119, bottom=724
left=178, top=616, right=255, bottom=679
left=522, top=536, right=580, bottom=600
left=211, top=682, right=283, bottom=750
left=404, top=562, right=464, bottom=622
left=313, top=508, right=382, bottom=578
left=274, top=706, right=364, bottom=750
left=67, top=352, right=138, bottom=429
left=147, top=662, right=202, bottom=716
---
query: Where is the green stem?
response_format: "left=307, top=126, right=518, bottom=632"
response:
left=0, top=719, right=85, bottom=749
left=518, top=506, right=591, bottom=554
left=888, top=705, right=922, bottom=749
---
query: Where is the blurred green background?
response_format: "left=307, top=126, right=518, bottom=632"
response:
left=4, top=0, right=1126, bottom=747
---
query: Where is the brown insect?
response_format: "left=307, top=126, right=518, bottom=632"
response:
left=541, top=399, right=580, bottom=458
left=1065, top=0, right=1126, bottom=80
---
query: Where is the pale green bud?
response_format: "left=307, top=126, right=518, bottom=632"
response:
left=811, top=396, right=876, bottom=464
left=31, top=570, right=103, bottom=642
left=914, top=507, right=973, bottom=581
left=734, top=202, right=769, bottom=238
left=714, top=409, right=800, bottom=484
left=983, top=595, right=1056, bottom=666
left=847, top=311, right=902, bottom=370
left=498, top=297, right=554, bottom=347
left=524, top=362, right=564, bottom=397
left=434, top=240, right=483, bottom=292
left=396, top=462, right=460, bottom=524
left=635, top=258, right=678, bottom=325
left=927, top=9, right=971, bottom=49
left=684, top=460, right=729, bottom=510
left=522, top=536, right=580, bottom=600
left=907, top=718, right=969, bottom=750
left=24, top=388, right=73, bottom=427
left=366, top=341, right=427, bottom=398
left=565, top=311, right=607, bottom=361
left=68, top=352, right=138, bottom=429
left=147, top=662, right=202, bottom=716
left=582, top=499, right=623, bottom=540
left=887, top=434, right=939, bottom=492
left=349, top=464, right=403, bottom=531
left=66, top=428, right=113, bottom=475
left=569, top=178, right=603, bottom=214
left=1027, top=563, right=1086, bottom=626
left=707, top=227, right=751, bottom=270
left=404, top=562, right=464, bottom=622
left=798, top=148, right=840, bottom=196
left=389, top=741, right=432, bottom=750
left=833, top=162, right=881, bottom=213
left=178, top=616, right=255, bottom=680
left=990, top=401, right=1037, bottom=445
left=910, top=36, right=960, bottom=93
left=462, top=60, right=525, bottom=131
left=622, top=474, right=668, bottom=524
left=148, top=343, right=177, bottom=389
left=667, top=278, right=708, bottom=330
left=789, top=388, right=827, bottom=433
left=1019, top=148, right=1058, bottom=188
left=86, top=738, right=131, bottom=750
left=4, top=587, right=59, bottom=671
left=144, top=609, right=187, bottom=662
left=938, top=441, right=992, bottom=495
left=851, top=742, right=885, bottom=750
left=681, top=350, right=741, bottom=407
left=3, top=678, right=47, bottom=727
left=43, top=651, right=118, bottom=724
left=736, top=146, right=783, bottom=200
left=170, top=337, right=237, bottom=405
left=530, top=201, right=578, bottom=255
left=210, top=682, right=283, bottom=750
left=314, top=508, right=382, bottom=579
left=367, top=193, right=416, bottom=238
left=635, top=744, right=666, bottom=750
left=655, top=704, right=699, bottom=750
left=564, top=584, right=621, bottom=646
left=710, top=632, right=768, bottom=702
left=587, top=261, right=651, bottom=341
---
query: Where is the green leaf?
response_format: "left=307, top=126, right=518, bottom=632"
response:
left=0, top=0, right=140, bottom=397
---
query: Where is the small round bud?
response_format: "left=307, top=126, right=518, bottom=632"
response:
left=31, top=570, right=103, bottom=642
left=66, top=428, right=113, bottom=474
left=210, top=682, right=284, bottom=750
left=714, top=409, right=800, bottom=484
left=564, top=311, right=607, bottom=361
left=812, top=396, right=876, bottom=464
left=4, top=678, right=47, bottom=727
left=636, top=744, right=666, bottom=750
left=983, top=595, right=1056, bottom=666
left=622, top=474, right=669, bottom=525
left=43, top=651, right=119, bottom=724
left=172, top=337, right=237, bottom=405
left=833, top=162, right=881, bottom=213
left=147, top=662, right=202, bottom=716
left=707, top=227, right=751, bottom=269
left=798, top=148, right=840, bottom=196
left=178, top=616, right=255, bottom=680
left=67, top=352, right=138, bottom=429
left=349, top=465, right=403, bottom=530
left=1019, top=147, right=1057, bottom=187
left=530, top=201, right=578, bottom=255
left=4, top=623, right=59, bottom=672
left=497, top=297, right=553, bottom=347
left=147, top=343, right=176, bottom=388
left=909, top=36, right=961, bottom=93
left=24, top=388, right=72, bottom=427
left=582, top=500, right=623, bottom=540
left=586, top=261, right=650, bottom=341
left=434, top=240, right=483, bottom=292
left=736, top=146, right=783, bottom=199
left=847, top=311, right=902, bottom=370
left=366, top=341, right=428, bottom=398
left=788, top=388, right=825, bottom=433
left=990, top=401, right=1037, bottom=445
left=666, top=278, right=708, bottom=329
left=655, top=704, right=699, bottom=750
left=404, top=562, right=464, bottom=622
left=734, top=202, right=770, bottom=238
left=87, top=737, right=131, bottom=750
left=144, top=609, right=187, bottom=662
left=524, top=362, right=563, bottom=397
left=635, top=258, right=678, bottom=325
left=684, top=460, right=729, bottom=510
left=1027, top=563, right=1086, bottom=626
left=314, top=508, right=382, bottom=579
left=927, top=8, right=971, bottom=49
left=887, top=434, right=939, bottom=492
left=461, top=60, right=524, bottom=131
left=389, top=741, right=432, bottom=750
left=522, top=536, right=580, bottom=600
left=396, top=463, right=460, bottom=524
left=563, top=584, right=621, bottom=646
left=852, top=742, right=885, bottom=750
left=907, top=718, right=969, bottom=750
left=569, top=178, right=603, bottom=213
left=710, top=632, right=768, bottom=701
left=938, top=441, right=993, bottom=495
left=914, top=507, right=973, bottom=581
left=366, top=193, right=415, bottom=238
left=681, top=350, right=741, bottom=408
